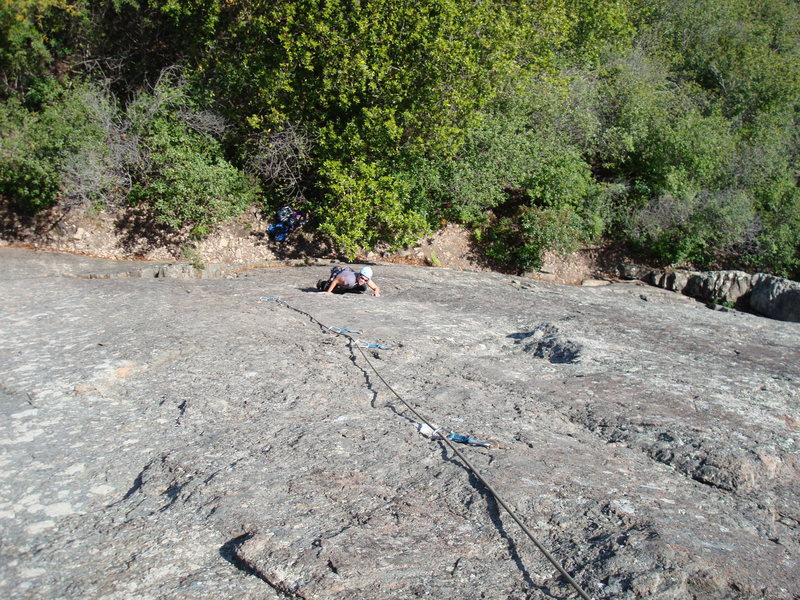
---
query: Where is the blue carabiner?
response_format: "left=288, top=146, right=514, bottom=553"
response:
left=355, top=339, right=393, bottom=350
left=448, top=432, right=491, bottom=448
left=330, top=327, right=363, bottom=334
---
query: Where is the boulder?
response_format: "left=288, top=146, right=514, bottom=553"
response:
left=666, top=269, right=692, bottom=293
left=750, top=273, right=800, bottom=322
left=622, top=266, right=800, bottom=321
left=684, top=270, right=753, bottom=307
left=618, top=264, right=652, bottom=281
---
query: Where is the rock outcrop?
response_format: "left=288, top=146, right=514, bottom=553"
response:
left=750, top=273, right=800, bottom=323
left=620, top=265, right=800, bottom=322
left=1, top=248, right=798, bottom=600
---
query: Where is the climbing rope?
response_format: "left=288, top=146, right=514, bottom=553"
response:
left=258, top=296, right=594, bottom=600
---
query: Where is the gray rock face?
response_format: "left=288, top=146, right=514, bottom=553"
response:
left=621, top=266, right=800, bottom=322
left=1, top=248, right=799, bottom=599
left=750, top=273, right=800, bottom=323
left=683, top=270, right=754, bottom=307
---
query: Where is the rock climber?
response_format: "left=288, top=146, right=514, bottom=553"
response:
left=317, top=265, right=381, bottom=296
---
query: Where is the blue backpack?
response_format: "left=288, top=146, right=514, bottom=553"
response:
left=268, top=206, right=304, bottom=242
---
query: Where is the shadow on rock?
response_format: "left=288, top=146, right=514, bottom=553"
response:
left=435, top=445, right=573, bottom=599
left=345, top=327, right=574, bottom=597
left=114, top=206, right=184, bottom=257
left=219, top=532, right=273, bottom=583
left=263, top=229, right=336, bottom=261
left=0, top=201, right=77, bottom=243
left=508, top=324, right=582, bottom=364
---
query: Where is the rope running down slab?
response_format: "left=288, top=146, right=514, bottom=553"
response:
left=260, top=297, right=594, bottom=600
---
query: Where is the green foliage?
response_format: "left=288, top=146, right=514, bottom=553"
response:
left=0, top=0, right=798, bottom=278
left=728, top=92, right=800, bottom=277
left=195, top=0, right=577, bottom=255
left=0, top=0, right=86, bottom=95
left=585, top=2, right=800, bottom=276
left=629, top=189, right=758, bottom=266
left=394, top=73, right=607, bottom=272
left=562, top=0, right=636, bottom=65
left=0, top=71, right=261, bottom=234
left=486, top=205, right=585, bottom=272
left=749, top=189, right=800, bottom=278
left=126, top=79, right=261, bottom=231
left=129, top=122, right=260, bottom=230
left=644, top=0, right=800, bottom=121
left=149, top=0, right=222, bottom=37
left=317, top=159, right=427, bottom=259
left=597, top=50, right=736, bottom=187
left=205, top=0, right=570, bottom=151
left=180, top=242, right=205, bottom=269
left=734, top=111, right=798, bottom=210
left=0, top=83, right=106, bottom=212
left=591, top=49, right=774, bottom=268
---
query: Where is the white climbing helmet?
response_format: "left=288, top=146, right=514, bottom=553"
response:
left=359, top=266, right=373, bottom=280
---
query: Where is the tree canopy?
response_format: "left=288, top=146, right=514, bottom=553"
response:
left=1, top=0, right=799, bottom=277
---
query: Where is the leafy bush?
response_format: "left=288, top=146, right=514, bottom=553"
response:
left=202, top=0, right=570, bottom=154
left=128, top=113, right=260, bottom=233
left=645, top=0, right=800, bottom=121
left=0, top=1, right=78, bottom=96
left=394, top=73, right=606, bottom=272
left=99, top=69, right=259, bottom=233
left=317, top=159, right=427, bottom=258
left=0, top=84, right=107, bottom=213
left=2, top=0, right=798, bottom=279
left=485, top=205, right=585, bottom=273
left=0, top=72, right=260, bottom=235
left=195, top=0, right=574, bottom=256
left=562, top=0, right=637, bottom=66
left=628, top=189, right=759, bottom=266
left=748, top=189, right=800, bottom=278
left=597, top=50, right=737, bottom=185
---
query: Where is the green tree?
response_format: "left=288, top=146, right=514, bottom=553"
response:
left=195, top=0, right=574, bottom=254
left=317, top=158, right=427, bottom=258
left=562, top=0, right=636, bottom=66
left=0, top=0, right=89, bottom=98
left=125, top=74, right=261, bottom=233
left=0, top=82, right=107, bottom=212
left=203, top=0, right=571, bottom=154
left=594, top=0, right=800, bottom=275
left=643, top=0, right=800, bottom=121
